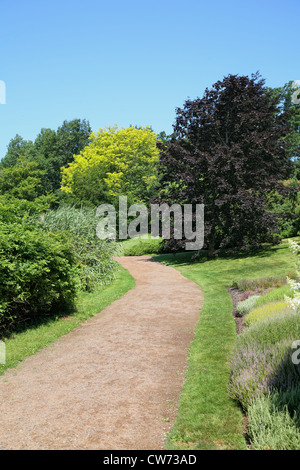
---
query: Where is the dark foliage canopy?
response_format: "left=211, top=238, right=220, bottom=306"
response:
left=157, top=73, right=292, bottom=254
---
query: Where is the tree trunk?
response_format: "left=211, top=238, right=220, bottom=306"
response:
left=208, top=239, right=215, bottom=258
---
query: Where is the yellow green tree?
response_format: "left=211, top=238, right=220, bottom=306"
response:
left=61, top=126, right=160, bottom=205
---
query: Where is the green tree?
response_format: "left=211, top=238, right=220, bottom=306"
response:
left=61, top=125, right=160, bottom=205
left=0, top=157, right=55, bottom=223
left=0, top=156, right=46, bottom=200
left=157, top=131, right=173, bottom=144
left=0, top=135, right=36, bottom=169
left=157, top=73, right=291, bottom=255
left=0, top=119, right=92, bottom=194
left=270, top=81, right=300, bottom=177
left=33, top=119, right=92, bottom=193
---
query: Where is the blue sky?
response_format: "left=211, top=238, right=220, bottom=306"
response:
left=0, top=0, right=299, bottom=159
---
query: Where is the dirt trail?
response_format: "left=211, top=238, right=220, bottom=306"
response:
left=0, top=256, right=203, bottom=450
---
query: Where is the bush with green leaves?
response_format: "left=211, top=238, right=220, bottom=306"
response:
left=0, top=223, right=77, bottom=335
left=41, top=205, right=119, bottom=291
left=245, top=301, right=290, bottom=327
left=0, top=195, right=53, bottom=224
left=0, top=157, right=55, bottom=224
left=236, top=295, right=261, bottom=316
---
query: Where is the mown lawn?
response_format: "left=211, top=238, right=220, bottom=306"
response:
left=1, top=235, right=298, bottom=450
left=0, top=264, right=135, bottom=376
left=153, top=238, right=299, bottom=450
left=119, top=234, right=163, bottom=256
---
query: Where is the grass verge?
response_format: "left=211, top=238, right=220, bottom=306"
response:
left=153, top=239, right=298, bottom=450
left=119, top=234, right=163, bottom=256
left=0, top=264, right=135, bottom=376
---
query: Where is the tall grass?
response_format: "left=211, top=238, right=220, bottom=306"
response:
left=41, top=205, right=120, bottom=291
left=231, top=274, right=296, bottom=292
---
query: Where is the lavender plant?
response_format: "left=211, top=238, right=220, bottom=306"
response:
left=228, top=339, right=300, bottom=411
left=236, top=295, right=261, bottom=316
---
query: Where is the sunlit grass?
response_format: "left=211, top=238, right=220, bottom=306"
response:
left=119, top=234, right=163, bottom=256
left=153, top=238, right=299, bottom=450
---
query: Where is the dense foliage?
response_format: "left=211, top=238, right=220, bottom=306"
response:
left=0, top=157, right=118, bottom=336
left=41, top=205, right=119, bottom=291
left=268, top=179, right=300, bottom=238
left=0, top=74, right=299, bottom=448
left=270, top=81, right=300, bottom=168
left=61, top=125, right=160, bottom=206
left=0, top=119, right=92, bottom=194
left=157, top=73, right=292, bottom=255
left=0, top=223, right=77, bottom=334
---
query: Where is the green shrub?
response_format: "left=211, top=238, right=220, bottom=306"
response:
left=239, top=311, right=300, bottom=349
left=41, top=205, right=119, bottom=290
left=245, top=301, right=290, bottom=327
left=121, top=237, right=163, bottom=256
left=247, top=393, right=300, bottom=450
left=0, top=195, right=53, bottom=224
left=236, top=295, right=261, bottom=316
left=255, top=285, right=294, bottom=308
left=0, top=223, right=77, bottom=335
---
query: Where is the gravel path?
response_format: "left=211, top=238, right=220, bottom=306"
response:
left=0, top=256, right=203, bottom=450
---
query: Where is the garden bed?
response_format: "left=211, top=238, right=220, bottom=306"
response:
left=227, top=285, right=272, bottom=335
left=227, top=279, right=290, bottom=450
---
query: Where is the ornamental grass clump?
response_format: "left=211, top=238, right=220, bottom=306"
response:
left=245, top=301, right=290, bottom=327
left=236, top=295, right=261, bottom=317
left=42, top=205, right=119, bottom=291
